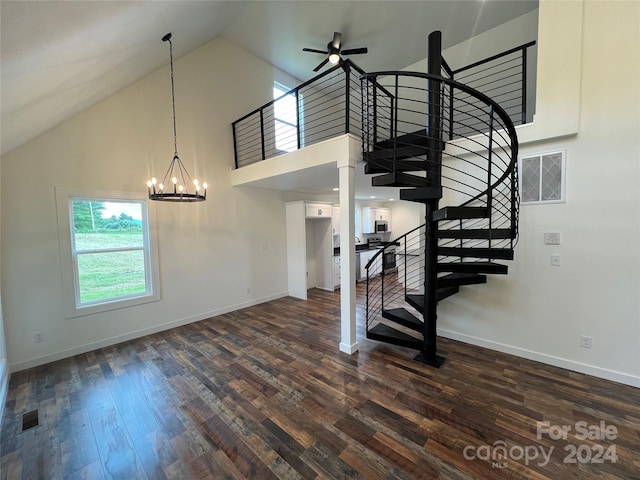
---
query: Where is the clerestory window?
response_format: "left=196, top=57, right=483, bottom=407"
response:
left=273, top=82, right=298, bottom=152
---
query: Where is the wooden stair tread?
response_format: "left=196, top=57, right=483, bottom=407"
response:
left=438, top=247, right=514, bottom=260
left=433, top=206, right=489, bottom=221
left=400, top=187, right=443, bottom=202
left=437, top=261, right=508, bottom=275
left=405, top=286, right=461, bottom=313
left=382, top=308, right=422, bottom=332
left=364, top=144, right=428, bottom=163
left=438, top=272, right=487, bottom=288
left=437, top=228, right=514, bottom=240
left=365, top=158, right=428, bottom=175
left=371, top=172, right=430, bottom=188
left=367, top=324, right=423, bottom=351
left=374, top=131, right=429, bottom=149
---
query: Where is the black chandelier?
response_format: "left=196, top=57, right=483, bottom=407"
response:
left=147, top=33, right=206, bottom=202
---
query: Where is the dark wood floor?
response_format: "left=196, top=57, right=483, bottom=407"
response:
left=1, top=287, right=639, bottom=479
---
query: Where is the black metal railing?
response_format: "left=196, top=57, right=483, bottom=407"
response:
left=362, top=71, right=519, bottom=238
left=362, top=70, right=519, bottom=334
left=231, top=60, right=392, bottom=168
left=447, top=41, right=536, bottom=137
left=364, top=226, right=424, bottom=334
left=232, top=43, right=534, bottom=170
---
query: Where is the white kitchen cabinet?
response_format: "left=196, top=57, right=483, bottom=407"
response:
left=305, top=203, right=333, bottom=218
left=362, top=207, right=392, bottom=233
left=333, top=255, right=341, bottom=289
left=332, top=206, right=340, bottom=236
left=378, top=208, right=391, bottom=224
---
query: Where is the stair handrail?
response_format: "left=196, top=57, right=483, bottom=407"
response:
left=364, top=223, right=423, bottom=271
left=364, top=224, right=426, bottom=334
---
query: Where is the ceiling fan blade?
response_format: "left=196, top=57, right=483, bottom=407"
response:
left=303, top=47, right=329, bottom=54
left=313, top=58, right=330, bottom=72
left=332, top=32, right=342, bottom=50
left=341, top=47, right=368, bottom=56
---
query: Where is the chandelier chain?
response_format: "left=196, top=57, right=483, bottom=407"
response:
left=168, top=37, right=178, bottom=156
left=147, top=32, right=206, bottom=202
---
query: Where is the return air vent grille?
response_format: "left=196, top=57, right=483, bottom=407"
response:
left=520, top=151, right=566, bottom=204
left=22, top=409, right=39, bottom=431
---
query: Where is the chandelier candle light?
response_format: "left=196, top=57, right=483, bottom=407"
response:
left=147, top=33, right=207, bottom=202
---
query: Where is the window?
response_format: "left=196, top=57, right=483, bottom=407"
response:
left=273, top=82, right=298, bottom=152
left=56, top=188, right=160, bottom=317
left=519, top=151, right=566, bottom=204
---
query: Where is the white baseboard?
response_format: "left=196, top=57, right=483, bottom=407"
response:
left=10, top=292, right=288, bottom=373
left=438, top=329, right=640, bottom=388
left=340, top=341, right=359, bottom=354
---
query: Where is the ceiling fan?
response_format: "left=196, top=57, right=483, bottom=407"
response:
left=303, top=32, right=368, bottom=72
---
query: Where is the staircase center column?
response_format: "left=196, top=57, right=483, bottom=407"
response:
left=416, top=30, right=445, bottom=366
left=338, top=137, right=359, bottom=354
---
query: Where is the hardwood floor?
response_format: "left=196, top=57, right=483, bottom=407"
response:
left=1, top=286, right=639, bottom=479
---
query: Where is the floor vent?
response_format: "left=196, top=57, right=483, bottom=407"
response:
left=22, top=410, right=39, bottom=431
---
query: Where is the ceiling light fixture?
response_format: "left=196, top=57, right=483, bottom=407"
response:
left=147, top=33, right=206, bottom=202
left=328, top=50, right=341, bottom=64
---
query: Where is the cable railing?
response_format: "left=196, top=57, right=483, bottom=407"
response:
left=447, top=41, right=536, bottom=138
left=232, top=42, right=534, bottom=170
left=365, top=225, right=425, bottom=334
left=232, top=60, right=392, bottom=168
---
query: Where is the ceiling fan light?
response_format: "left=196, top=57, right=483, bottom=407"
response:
left=328, top=52, right=340, bottom=64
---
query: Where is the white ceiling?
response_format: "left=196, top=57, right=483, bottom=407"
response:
left=0, top=0, right=537, bottom=197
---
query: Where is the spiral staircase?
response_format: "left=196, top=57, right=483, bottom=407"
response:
left=360, top=32, right=520, bottom=366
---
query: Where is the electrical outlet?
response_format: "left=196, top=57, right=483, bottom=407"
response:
left=34, top=332, right=44, bottom=343
left=580, top=335, right=592, bottom=348
left=544, top=232, right=561, bottom=245
left=551, top=254, right=561, bottom=266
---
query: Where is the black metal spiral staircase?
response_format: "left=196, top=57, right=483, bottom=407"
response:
left=360, top=32, right=520, bottom=367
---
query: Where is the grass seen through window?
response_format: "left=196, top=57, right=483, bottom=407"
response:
left=72, top=200, right=149, bottom=305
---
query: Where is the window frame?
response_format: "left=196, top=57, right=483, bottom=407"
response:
left=55, top=187, right=161, bottom=318
left=519, top=150, right=567, bottom=205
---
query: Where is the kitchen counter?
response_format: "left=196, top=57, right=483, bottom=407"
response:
left=334, top=245, right=384, bottom=256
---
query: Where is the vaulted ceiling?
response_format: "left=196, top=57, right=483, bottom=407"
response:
left=0, top=0, right=537, bottom=156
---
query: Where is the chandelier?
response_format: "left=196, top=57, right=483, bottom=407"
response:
left=147, top=33, right=206, bottom=202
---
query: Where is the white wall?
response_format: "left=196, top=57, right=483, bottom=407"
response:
left=437, top=0, right=640, bottom=386
left=0, top=38, right=290, bottom=371
left=402, top=10, right=538, bottom=73
left=388, top=201, right=424, bottom=240
left=0, top=161, right=7, bottom=419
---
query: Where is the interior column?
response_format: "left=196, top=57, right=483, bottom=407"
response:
left=338, top=141, right=358, bottom=354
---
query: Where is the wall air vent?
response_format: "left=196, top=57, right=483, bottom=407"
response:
left=519, top=150, right=566, bottom=204
left=22, top=409, right=39, bottom=431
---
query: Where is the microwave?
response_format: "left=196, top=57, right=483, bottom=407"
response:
left=374, top=220, right=388, bottom=233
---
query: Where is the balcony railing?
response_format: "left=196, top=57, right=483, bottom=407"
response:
left=232, top=42, right=535, bottom=170
left=231, top=60, right=392, bottom=169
